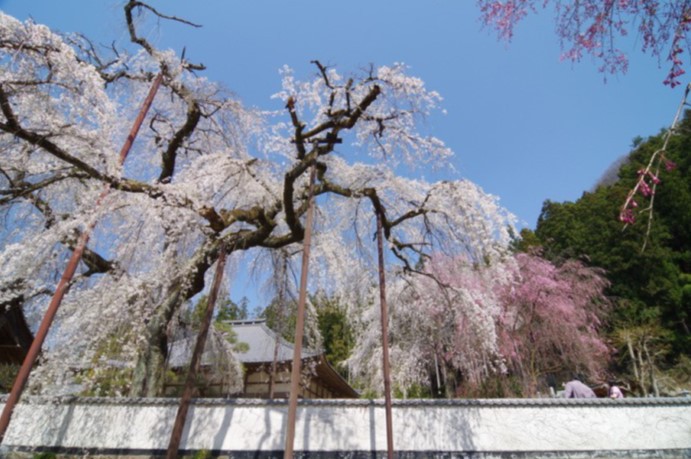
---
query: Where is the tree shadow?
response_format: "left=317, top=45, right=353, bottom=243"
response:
left=299, top=399, right=363, bottom=454
left=386, top=399, right=478, bottom=457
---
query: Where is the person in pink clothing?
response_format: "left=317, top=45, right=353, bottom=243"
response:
left=609, top=381, right=624, bottom=399
left=562, top=377, right=597, bottom=398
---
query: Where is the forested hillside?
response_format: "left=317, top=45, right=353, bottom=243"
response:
left=529, top=112, right=691, bottom=396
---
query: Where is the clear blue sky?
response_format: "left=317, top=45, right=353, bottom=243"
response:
left=1, top=0, right=686, bottom=228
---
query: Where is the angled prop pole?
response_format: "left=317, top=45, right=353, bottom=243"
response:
left=0, top=72, right=164, bottom=444
left=166, top=241, right=228, bottom=459
left=284, top=161, right=317, bottom=459
left=376, top=210, right=395, bottom=459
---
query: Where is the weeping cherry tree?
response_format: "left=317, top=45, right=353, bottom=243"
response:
left=0, top=2, right=515, bottom=397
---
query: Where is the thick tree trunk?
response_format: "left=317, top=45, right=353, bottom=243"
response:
left=443, top=361, right=457, bottom=398
left=130, top=242, right=218, bottom=397
left=131, top=288, right=183, bottom=397
left=131, top=338, right=168, bottom=397
left=625, top=336, right=647, bottom=397
left=643, top=340, right=660, bottom=397
left=637, top=344, right=649, bottom=397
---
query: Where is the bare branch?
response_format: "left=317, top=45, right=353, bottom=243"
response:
left=311, top=60, right=334, bottom=89
left=124, top=1, right=205, bottom=72
left=158, top=99, right=201, bottom=182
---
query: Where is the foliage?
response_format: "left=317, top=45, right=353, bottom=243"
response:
left=612, top=323, right=672, bottom=397
left=393, top=383, right=433, bottom=399
left=261, top=298, right=298, bottom=345
left=32, top=453, right=56, bottom=459
left=667, top=354, right=691, bottom=391
left=77, top=365, right=132, bottom=397
left=0, top=364, right=19, bottom=393
left=76, top=328, right=134, bottom=397
left=477, top=0, right=691, bottom=86
left=184, top=295, right=249, bottom=352
left=260, top=292, right=354, bottom=377
left=213, top=312, right=250, bottom=354
left=190, top=296, right=248, bottom=329
left=510, top=227, right=542, bottom=253
left=314, top=294, right=355, bottom=375
left=186, top=449, right=213, bottom=459
left=216, top=296, right=250, bottom=322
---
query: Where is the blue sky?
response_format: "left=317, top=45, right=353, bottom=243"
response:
left=1, top=0, right=686, bottom=228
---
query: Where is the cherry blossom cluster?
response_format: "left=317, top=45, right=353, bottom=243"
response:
left=664, top=14, right=691, bottom=87
left=477, top=0, right=691, bottom=86
left=618, top=82, right=686, bottom=227
left=619, top=155, right=676, bottom=224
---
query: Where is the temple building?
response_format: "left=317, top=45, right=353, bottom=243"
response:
left=166, top=319, right=358, bottom=399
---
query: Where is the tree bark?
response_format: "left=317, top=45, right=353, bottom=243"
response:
left=130, top=241, right=217, bottom=396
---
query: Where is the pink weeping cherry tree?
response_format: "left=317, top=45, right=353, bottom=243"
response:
left=347, top=251, right=612, bottom=398
left=497, top=253, right=612, bottom=396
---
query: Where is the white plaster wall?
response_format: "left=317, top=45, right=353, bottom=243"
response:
left=1, top=397, right=690, bottom=455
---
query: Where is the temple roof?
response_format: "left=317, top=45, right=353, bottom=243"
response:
left=167, top=319, right=320, bottom=368
left=230, top=319, right=320, bottom=363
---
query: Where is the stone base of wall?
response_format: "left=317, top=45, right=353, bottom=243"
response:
left=6, top=450, right=691, bottom=459
left=5, top=451, right=691, bottom=459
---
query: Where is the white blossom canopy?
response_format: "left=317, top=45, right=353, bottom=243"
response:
left=0, top=4, right=515, bottom=395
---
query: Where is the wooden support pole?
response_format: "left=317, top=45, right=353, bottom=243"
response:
left=0, top=72, right=163, bottom=444
left=284, top=161, right=317, bottom=459
left=376, top=210, right=395, bottom=459
left=166, top=242, right=228, bottom=459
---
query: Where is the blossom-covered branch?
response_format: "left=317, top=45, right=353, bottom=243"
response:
left=619, top=83, right=688, bottom=249
left=477, top=0, right=691, bottom=87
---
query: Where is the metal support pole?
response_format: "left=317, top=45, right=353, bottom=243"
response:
left=376, top=211, right=395, bottom=459
left=284, top=161, right=317, bottom=459
left=166, top=242, right=228, bottom=459
left=0, top=72, right=163, bottom=444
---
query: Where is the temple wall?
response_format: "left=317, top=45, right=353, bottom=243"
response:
left=1, top=396, right=690, bottom=457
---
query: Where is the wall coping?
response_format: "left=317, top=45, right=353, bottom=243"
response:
left=2, top=394, right=690, bottom=408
